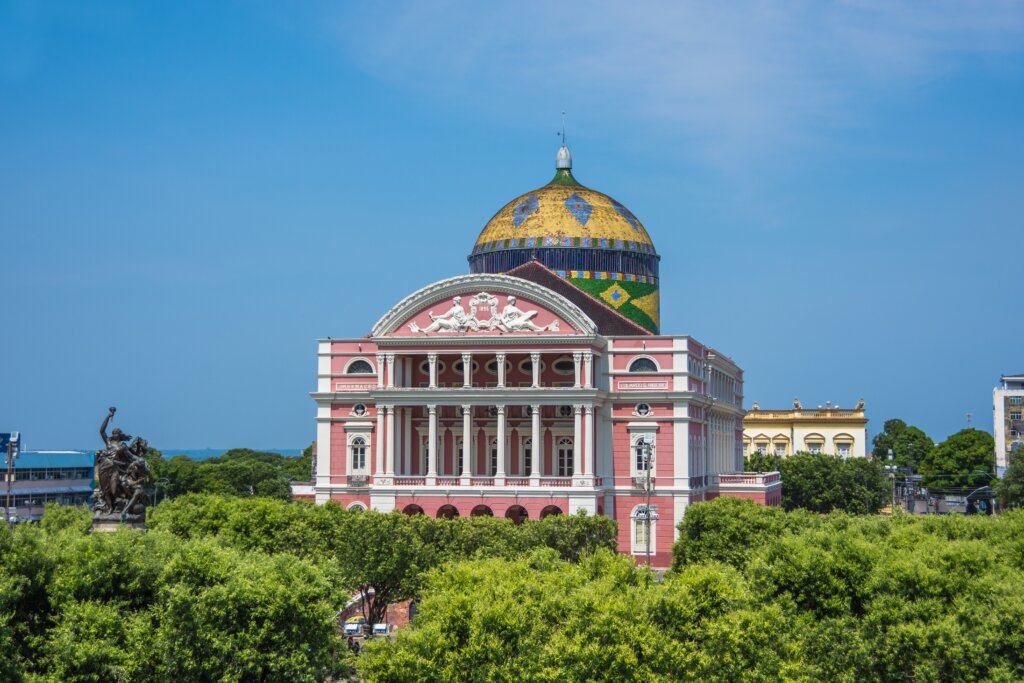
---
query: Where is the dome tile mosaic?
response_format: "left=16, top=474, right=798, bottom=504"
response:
left=468, top=147, right=661, bottom=333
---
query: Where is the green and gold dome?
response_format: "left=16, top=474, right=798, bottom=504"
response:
left=468, top=145, right=661, bottom=333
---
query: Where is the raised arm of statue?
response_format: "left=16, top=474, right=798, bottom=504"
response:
left=100, top=406, right=116, bottom=446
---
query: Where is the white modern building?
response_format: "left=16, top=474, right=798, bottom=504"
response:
left=994, top=374, right=1024, bottom=472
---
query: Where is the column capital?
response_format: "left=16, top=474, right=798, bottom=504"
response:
left=385, top=352, right=396, bottom=361
left=427, top=352, right=437, bottom=361
left=428, top=404, right=437, bottom=414
left=461, top=351, right=472, bottom=361
left=584, top=404, right=593, bottom=415
left=385, top=404, right=395, bottom=415
left=495, top=351, right=506, bottom=360
left=530, top=403, right=541, bottom=411
left=461, top=404, right=471, bottom=414
left=495, top=404, right=505, bottom=415
left=530, top=351, right=541, bottom=360
left=572, top=351, right=583, bottom=361
left=573, top=404, right=583, bottom=415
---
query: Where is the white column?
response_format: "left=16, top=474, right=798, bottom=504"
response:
left=427, top=405, right=437, bottom=480
left=530, top=404, right=541, bottom=483
left=461, top=404, right=472, bottom=481
left=573, top=352, right=582, bottom=388
left=375, top=407, right=385, bottom=474
left=584, top=404, right=594, bottom=479
left=402, top=407, right=411, bottom=475
left=531, top=352, right=541, bottom=388
left=385, top=405, right=395, bottom=474
left=462, top=352, right=472, bottom=388
left=428, top=353, right=438, bottom=389
left=573, top=404, right=583, bottom=477
left=583, top=352, right=593, bottom=389
left=386, top=353, right=396, bottom=388
left=376, top=354, right=385, bottom=389
left=496, top=352, right=506, bottom=389
left=495, top=405, right=506, bottom=481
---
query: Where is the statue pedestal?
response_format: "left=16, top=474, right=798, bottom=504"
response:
left=91, top=513, right=147, bottom=533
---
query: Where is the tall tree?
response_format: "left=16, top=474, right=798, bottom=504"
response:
left=996, top=447, right=1024, bottom=509
left=871, top=419, right=934, bottom=469
left=919, top=428, right=995, bottom=489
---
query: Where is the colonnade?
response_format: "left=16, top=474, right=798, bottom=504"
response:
left=372, top=401, right=596, bottom=485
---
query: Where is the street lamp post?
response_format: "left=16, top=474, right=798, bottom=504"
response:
left=154, top=477, right=170, bottom=507
left=635, top=439, right=657, bottom=567
left=5, top=433, right=20, bottom=527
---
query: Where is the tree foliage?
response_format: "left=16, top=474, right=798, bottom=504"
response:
left=745, top=451, right=890, bottom=514
left=362, top=499, right=1024, bottom=682
left=146, top=445, right=313, bottom=502
left=919, top=428, right=995, bottom=489
left=997, top=448, right=1024, bottom=509
left=871, top=418, right=934, bottom=468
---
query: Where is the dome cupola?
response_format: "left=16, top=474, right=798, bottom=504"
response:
left=468, top=145, right=661, bottom=333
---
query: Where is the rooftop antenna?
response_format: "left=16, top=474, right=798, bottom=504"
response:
left=966, top=412, right=973, bottom=427
left=559, top=111, right=567, bottom=146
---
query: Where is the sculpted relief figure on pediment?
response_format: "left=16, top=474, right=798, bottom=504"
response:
left=409, top=292, right=560, bottom=334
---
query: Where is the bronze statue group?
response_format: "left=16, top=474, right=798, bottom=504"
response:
left=94, top=407, right=152, bottom=520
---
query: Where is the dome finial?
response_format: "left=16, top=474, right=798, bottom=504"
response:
left=556, top=111, right=572, bottom=170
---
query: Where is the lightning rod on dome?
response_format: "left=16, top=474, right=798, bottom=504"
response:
left=555, top=111, right=572, bottom=170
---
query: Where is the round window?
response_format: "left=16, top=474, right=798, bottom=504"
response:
left=352, top=404, right=367, bottom=417
left=558, top=405, right=573, bottom=417
left=552, top=357, right=575, bottom=375
left=635, top=403, right=651, bottom=417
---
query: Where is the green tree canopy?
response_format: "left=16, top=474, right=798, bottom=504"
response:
left=918, top=428, right=995, bottom=490
left=745, top=452, right=891, bottom=514
left=997, top=447, right=1024, bottom=509
left=871, top=418, right=934, bottom=469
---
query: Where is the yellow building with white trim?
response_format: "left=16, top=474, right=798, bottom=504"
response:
left=743, top=399, right=868, bottom=459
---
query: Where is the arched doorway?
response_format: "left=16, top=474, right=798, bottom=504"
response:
left=470, top=504, right=494, bottom=517
left=402, top=504, right=425, bottom=516
left=437, top=504, right=459, bottom=519
left=540, top=505, right=563, bottom=518
left=505, top=505, right=528, bottom=525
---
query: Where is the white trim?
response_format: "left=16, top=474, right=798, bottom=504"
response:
left=630, top=503, right=657, bottom=555
left=371, top=273, right=598, bottom=337
left=347, top=501, right=367, bottom=511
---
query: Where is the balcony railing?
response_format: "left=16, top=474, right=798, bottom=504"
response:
left=394, top=477, right=426, bottom=486
left=436, top=477, right=461, bottom=486
left=470, top=477, right=496, bottom=486
left=539, top=477, right=572, bottom=487
left=631, top=475, right=652, bottom=489
left=505, top=477, right=530, bottom=486
left=719, top=472, right=781, bottom=486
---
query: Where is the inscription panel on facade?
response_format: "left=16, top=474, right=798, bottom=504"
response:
left=618, top=380, right=670, bottom=391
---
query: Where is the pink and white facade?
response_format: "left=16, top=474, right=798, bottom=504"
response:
left=311, top=273, right=780, bottom=568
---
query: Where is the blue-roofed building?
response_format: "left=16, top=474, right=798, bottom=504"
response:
left=3, top=450, right=94, bottom=521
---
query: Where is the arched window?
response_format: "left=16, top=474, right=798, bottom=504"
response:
left=350, top=437, right=367, bottom=471
left=557, top=438, right=574, bottom=477
left=346, top=359, right=374, bottom=374
left=628, top=357, right=658, bottom=373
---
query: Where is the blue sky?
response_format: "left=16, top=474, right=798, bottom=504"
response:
left=2, top=1, right=1022, bottom=450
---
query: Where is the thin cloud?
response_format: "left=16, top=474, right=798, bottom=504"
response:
left=324, top=0, right=1024, bottom=169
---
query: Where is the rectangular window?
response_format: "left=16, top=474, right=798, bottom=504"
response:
left=774, top=443, right=787, bottom=457
left=524, top=443, right=532, bottom=476
left=557, top=439, right=574, bottom=477
left=808, top=443, right=823, bottom=455
left=1011, top=412, right=1022, bottom=421
left=755, top=443, right=768, bottom=456
left=837, top=443, right=851, bottom=458
left=1010, top=397, right=1023, bottom=405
